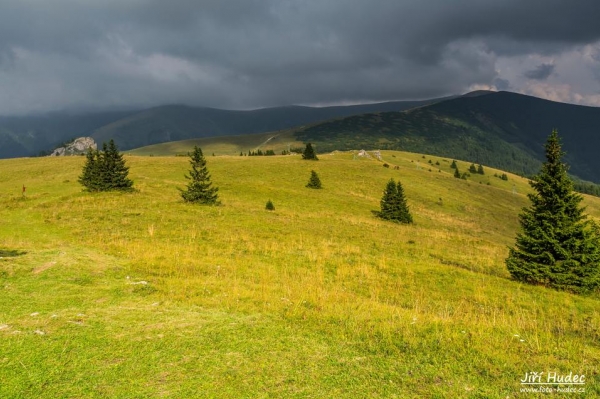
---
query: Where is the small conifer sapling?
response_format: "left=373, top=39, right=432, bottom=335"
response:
left=306, top=170, right=322, bottom=189
left=265, top=199, right=275, bottom=211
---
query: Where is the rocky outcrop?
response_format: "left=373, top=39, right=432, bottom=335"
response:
left=50, top=137, right=97, bottom=156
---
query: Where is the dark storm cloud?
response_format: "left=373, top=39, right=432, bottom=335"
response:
left=525, top=64, right=556, bottom=81
left=1, top=0, right=600, bottom=114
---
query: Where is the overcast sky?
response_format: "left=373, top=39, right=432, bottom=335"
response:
left=1, top=0, right=600, bottom=115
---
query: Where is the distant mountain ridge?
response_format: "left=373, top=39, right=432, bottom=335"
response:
left=0, top=97, right=453, bottom=158
left=0, top=110, right=137, bottom=158
left=291, top=91, right=600, bottom=183
left=5, top=90, right=600, bottom=184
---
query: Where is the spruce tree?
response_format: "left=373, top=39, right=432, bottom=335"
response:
left=395, top=180, right=413, bottom=224
left=378, top=179, right=412, bottom=224
left=180, top=146, right=220, bottom=205
left=506, top=130, right=600, bottom=293
left=306, top=170, right=322, bottom=189
left=469, top=163, right=477, bottom=173
left=477, top=164, right=485, bottom=175
left=78, top=148, right=103, bottom=192
left=454, top=168, right=461, bottom=178
left=450, top=160, right=457, bottom=169
left=102, top=140, right=133, bottom=191
left=379, top=179, right=398, bottom=220
left=302, top=143, right=318, bottom=160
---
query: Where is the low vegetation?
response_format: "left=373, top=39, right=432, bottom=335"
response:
left=1, top=150, right=599, bottom=397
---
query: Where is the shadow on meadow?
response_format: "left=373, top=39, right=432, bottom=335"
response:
left=0, top=248, right=27, bottom=257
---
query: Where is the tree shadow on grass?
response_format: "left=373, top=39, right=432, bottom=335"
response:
left=0, top=249, right=27, bottom=257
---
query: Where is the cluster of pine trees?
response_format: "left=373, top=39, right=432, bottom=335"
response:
left=247, top=149, right=276, bottom=156
left=78, top=140, right=133, bottom=192
left=451, top=160, right=485, bottom=180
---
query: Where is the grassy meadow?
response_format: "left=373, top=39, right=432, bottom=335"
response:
left=128, top=130, right=302, bottom=157
left=1, top=150, right=599, bottom=398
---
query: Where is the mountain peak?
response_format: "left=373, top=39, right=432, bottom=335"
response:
left=462, top=90, right=496, bottom=97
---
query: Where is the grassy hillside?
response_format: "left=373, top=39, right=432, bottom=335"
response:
left=292, top=91, right=600, bottom=183
left=128, top=130, right=303, bottom=156
left=1, top=152, right=599, bottom=397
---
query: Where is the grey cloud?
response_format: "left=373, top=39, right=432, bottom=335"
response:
left=494, top=78, right=511, bottom=91
left=525, top=64, right=556, bottom=80
left=0, top=1, right=600, bottom=114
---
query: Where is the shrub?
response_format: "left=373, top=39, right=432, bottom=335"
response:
left=265, top=199, right=275, bottom=211
left=306, top=170, right=322, bottom=189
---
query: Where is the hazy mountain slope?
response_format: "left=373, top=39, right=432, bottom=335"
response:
left=0, top=98, right=453, bottom=159
left=0, top=129, right=29, bottom=158
left=0, top=110, right=137, bottom=158
left=90, top=98, right=454, bottom=151
left=293, top=91, right=600, bottom=182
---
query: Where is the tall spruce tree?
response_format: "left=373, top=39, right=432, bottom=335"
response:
left=477, top=164, right=485, bottom=175
left=180, top=146, right=219, bottom=205
left=378, top=179, right=412, bottom=224
left=506, top=130, right=600, bottom=293
left=102, top=140, right=133, bottom=191
left=302, top=143, right=318, bottom=160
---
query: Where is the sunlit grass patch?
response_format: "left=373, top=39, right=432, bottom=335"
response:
left=1, top=152, right=599, bottom=397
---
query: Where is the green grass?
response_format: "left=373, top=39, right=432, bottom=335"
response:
left=1, top=152, right=599, bottom=398
left=128, top=130, right=302, bottom=157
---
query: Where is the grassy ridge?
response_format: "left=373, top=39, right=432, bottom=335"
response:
left=1, top=153, right=599, bottom=397
left=128, top=130, right=302, bottom=156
